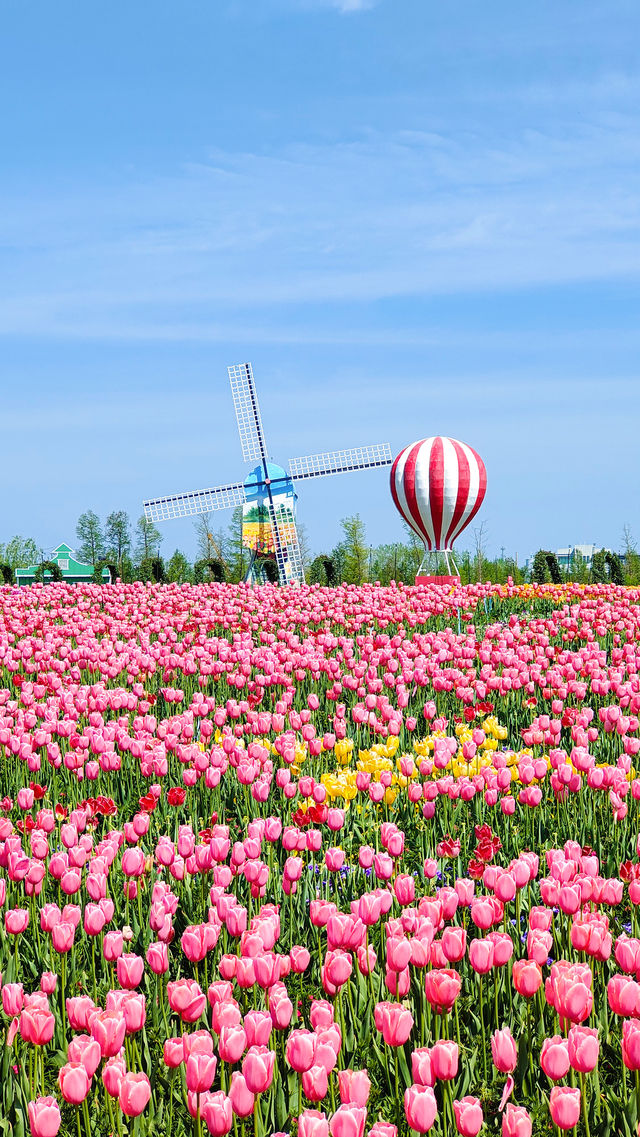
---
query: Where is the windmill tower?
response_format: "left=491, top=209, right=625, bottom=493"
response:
left=143, top=363, right=392, bottom=585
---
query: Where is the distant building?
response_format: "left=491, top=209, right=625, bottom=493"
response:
left=554, top=544, right=600, bottom=571
left=16, top=543, right=111, bottom=587
left=525, top=543, right=600, bottom=574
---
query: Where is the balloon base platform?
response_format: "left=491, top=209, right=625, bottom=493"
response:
left=415, top=575, right=461, bottom=585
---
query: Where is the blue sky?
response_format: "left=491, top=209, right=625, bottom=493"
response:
left=2, top=0, right=639, bottom=564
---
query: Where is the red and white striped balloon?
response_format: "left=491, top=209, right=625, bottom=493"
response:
left=390, top=436, right=487, bottom=551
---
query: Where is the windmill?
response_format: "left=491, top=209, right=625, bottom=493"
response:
left=143, top=363, right=392, bottom=585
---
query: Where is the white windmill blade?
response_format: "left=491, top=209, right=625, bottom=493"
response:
left=288, top=443, right=393, bottom=480
left=228, top=362, right=269, bottom=464
left=275, top=500, right=305, bottom=585
left=264, top=496, right=305, bottom=586
left=144, top=482, right=246, bottom=523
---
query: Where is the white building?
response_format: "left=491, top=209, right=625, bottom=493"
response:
left=524, top=544, right=600, bottom=574
left=554, top=544, right=600, bottom=571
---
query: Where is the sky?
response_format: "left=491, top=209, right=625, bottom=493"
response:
left=2, top=0, right=640, bottom=565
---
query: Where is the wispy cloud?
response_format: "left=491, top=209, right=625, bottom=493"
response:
left=1, top=68, right=639, bottom=341
left=330, top=0, right=377, bottom=11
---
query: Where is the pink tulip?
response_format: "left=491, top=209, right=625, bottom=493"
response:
left=27, top=1096, right=62, bottom=1137
left=90, top=1010, right=126, bottom=1058
left=67, top=1035, right=102, bottom=1078
left=219, top=1024, right=247, bottom=1064
left=103, top=931, right=124, bottom=962
left=118, top=1072, right=151, bottom=1117
left=299, top=1110, right=329, bottom=1137
left=337, top=1068, right=371, bottom=1107
left=186, top=1052, right=218, bottom=1094
left=229, top=1071, right=255, bottom=1117
left=66, top=997, right=96, bottom=1032
left=441, top=927, right=467, bottom=963
left=430, top=1041, right=458, bottom=1081
left=5, top=908, right=29, bottom=935
left=540, top=1035, right=570, bottom=1081
left=163, top=1038, right=185, bottom=1069
left=411, top=1048, right=435, bottom=1088
left=167, top=979, right=206, bottom=1023
left=117, top=953, right=144, bottom=989
left=374, top=1001, right=413, bottom=1046
left=146, top=941, right=169, bottom=975
left=242, top=1045, right=275, bottom=1094
left=302, top=1064, right=329, bottom=1101
left=404, top=1084, right=438, bottom=1133
left=622, top=1020, right=640, bottom=1070
left=453, top=1096, right=483, bottom=1137
left=501, top=1104, right=532, bottom=1136
left=469, top=937, right=494, bottom=975
left=567, top=1025, right=599, bottom=1073
left=243, top=1011, right=272, bottom=1047
left=549, top=1087, right=581, bottom=1131
left=329, top=1105, right=367, bottom=1137
left=512, top=960, right=542, bottom=998
left=491, top=1028, right=517, bottom=1074
left=286, top=1029, right=317, bottom=1073
left=2, top=983, right=24, bottom=1016
left=58, top=1063, right=90, bottom=1105
left=424, top=969, right=461, bottom=1014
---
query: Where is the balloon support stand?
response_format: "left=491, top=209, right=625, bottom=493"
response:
left=415, top=549, right=460, bottom=585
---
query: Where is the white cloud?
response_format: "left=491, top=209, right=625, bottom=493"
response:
left=331, top=0, right=376, bottom=11
left=1, top=71, right=639, bottom=340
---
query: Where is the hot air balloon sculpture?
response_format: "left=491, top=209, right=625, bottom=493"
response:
left=390, top=437, right=487, bottom=583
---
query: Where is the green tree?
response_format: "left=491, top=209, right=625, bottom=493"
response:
left=401, top=523, right=425, bottom=579
left=224, top=507, right=247, bottom=583
left=135, top=515, right=163, bottom=561
left=136, top=556, right=165, bottom=583
left=622, top=525, right=640, bottom=585
left=194, top=514, right=217, bottom=560
left=75, top=511, right=104, bottom=564
left=194, top=558, right=227, bottom=583
left=104, top=512, right=132, bottom=577
left=569, top=549, right=589, bottom=583
left=503, top=556, right=525, bottom=585
left=0, top=536, right=39, bottom=570
left=309, top=555, right=337, bottom=586
left=34, top=560, right=63, bottom=583
left=473, top=521, right=489, bottom=582
left=295, top=521, right=313, bottom=577
left=166, top=550, right=193, bottom=583
left=120, top=552, right=135, bottom=583
left=340, top=515, right=368, bottom=585
left=532, top=550, right=562, bottom=584
left=590, top=550, right=607, bottom=584
left=369, top=543, right=398, bottom=586
left=591, top=549, right=625, bottom=585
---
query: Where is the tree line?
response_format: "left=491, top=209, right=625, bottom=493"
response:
left=1, top=510, right=640, bottom=586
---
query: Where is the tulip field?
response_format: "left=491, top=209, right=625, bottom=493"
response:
left=5, top=580, right=640, bottom=1137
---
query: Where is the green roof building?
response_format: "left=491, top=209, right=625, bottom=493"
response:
left=16, top=543, right=111, bottom=586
